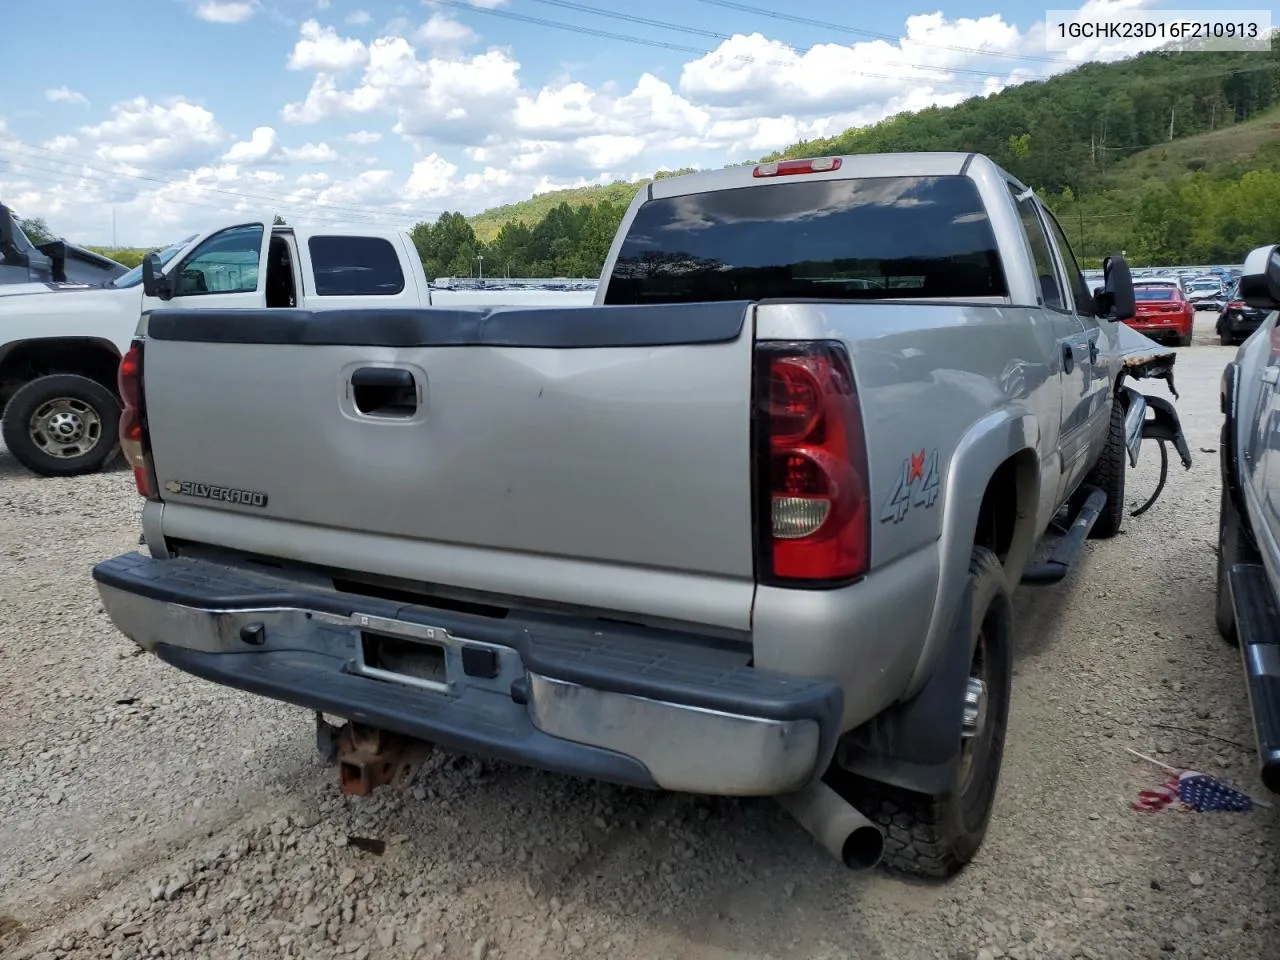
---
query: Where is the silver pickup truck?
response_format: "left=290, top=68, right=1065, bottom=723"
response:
left=91, top=152, right=1188, bottom=879
left=1215, top=243, right=1280, bottom=795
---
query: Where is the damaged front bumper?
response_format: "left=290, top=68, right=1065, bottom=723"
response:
left=1116, top=325, right=1193, bottom=512
left=90, top=552, right=843, bottom=797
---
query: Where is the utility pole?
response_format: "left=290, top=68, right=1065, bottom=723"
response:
left=476, top=254, right=484, bottom=282
left=1169, top=106, right=1175, bottom=141
left=112, top=207, right=116, bottom=250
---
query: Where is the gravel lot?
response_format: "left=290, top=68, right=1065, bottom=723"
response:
left=2, top=312, right=1277, bottom=960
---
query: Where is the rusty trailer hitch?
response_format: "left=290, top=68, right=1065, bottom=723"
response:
left=316, top=713, right=434, bottom=796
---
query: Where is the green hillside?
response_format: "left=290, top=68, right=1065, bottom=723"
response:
left=63, top=39, right=1280, bottom=276
left=468, top=168, right=694, bottom=243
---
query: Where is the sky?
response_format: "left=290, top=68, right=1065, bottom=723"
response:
left=0, top=0, right=1207, bottom=246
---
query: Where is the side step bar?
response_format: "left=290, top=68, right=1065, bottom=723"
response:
left=1021, top=486, right=1107, bottom=586
left=1228, top=563, right=1280, bottom=793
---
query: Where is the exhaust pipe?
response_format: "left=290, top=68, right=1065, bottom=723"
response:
left=775, top=780, right=885, bottom=871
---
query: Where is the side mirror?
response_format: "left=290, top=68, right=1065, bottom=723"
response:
left=141, top=252, right=172, bottom=300
left=1095, top=254, right=1135, bottom=322
left=1239, top=244, right=1280, bottom=311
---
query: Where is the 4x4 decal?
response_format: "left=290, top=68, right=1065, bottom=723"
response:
left=880, top=448, right=940, bottom=523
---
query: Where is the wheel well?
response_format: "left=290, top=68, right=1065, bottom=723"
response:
left=0, top=338, right=122, bottom=412
left=974, top=450, right=1039, bottom=573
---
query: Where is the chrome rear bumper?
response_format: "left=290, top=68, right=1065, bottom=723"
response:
left=92, top=554, right=842, bottom=797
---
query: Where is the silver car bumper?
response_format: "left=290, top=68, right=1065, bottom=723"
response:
left=93, top=556, right=842, bottom=797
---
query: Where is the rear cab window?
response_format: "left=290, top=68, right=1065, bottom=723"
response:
left=1135, top=285, right=1179, bottom=300
left=308, top=235, right=405, bottom=296
left=602, top=175, right=1008, bottom=305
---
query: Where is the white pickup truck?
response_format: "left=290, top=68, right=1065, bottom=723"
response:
left=0, top=220, right=430, bottom=477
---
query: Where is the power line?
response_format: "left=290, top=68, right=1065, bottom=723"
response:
left=688, top=0, right=1079, bottom=65
left=0, top=143, right=445, bottom=225
left=433, top=0, right=998, bottom=88
left=0, top=158, right=421, bottom=230
left=519, top=0, right=1021, bottom=79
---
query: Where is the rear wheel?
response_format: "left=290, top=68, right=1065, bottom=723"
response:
left=1177, top=327, right=1194, bottom=347
left=1, top=374, right=121, bottom=477
left=840, top=546, right=1013, bottom=879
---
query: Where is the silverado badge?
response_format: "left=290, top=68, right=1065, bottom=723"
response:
left=880, top=448, right=940, bottom=524
left=164, top=480, right=269, bottom=508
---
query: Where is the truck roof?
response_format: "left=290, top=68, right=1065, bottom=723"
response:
left=273, top=223, right=410, bottom=241
left=648, top=152, right=992, bottom=201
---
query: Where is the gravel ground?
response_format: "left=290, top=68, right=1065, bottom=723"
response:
left=1, top=311, right=1277, bottom=960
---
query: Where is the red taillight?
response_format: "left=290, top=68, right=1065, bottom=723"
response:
left=753, top=157, right=842, bottom=178
left=753, top=342, right=869, bottom=584
left=1229, top=300, right=1245, bottom=310
left=117, top=340, right=158, bottom=500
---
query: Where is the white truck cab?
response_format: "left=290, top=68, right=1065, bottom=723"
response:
left=0, top=218, right=431, bottom=477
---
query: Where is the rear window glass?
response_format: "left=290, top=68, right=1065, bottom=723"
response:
left=1135, top=285, right=1178, bottom=300
left=308, top=235, right=405, bottom=296
left=602, top=175, right=1007, bottom=305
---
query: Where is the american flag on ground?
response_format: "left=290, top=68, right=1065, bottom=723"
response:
left=1132, top=769, right=1254, bottom=813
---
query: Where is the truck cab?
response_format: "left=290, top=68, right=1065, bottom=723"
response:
left=0, top=219, right=431, bottom=477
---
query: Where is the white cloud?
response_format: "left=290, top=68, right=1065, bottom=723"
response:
left=415, top=13, right=476, bottom=52
left=222, top=125, right=340, bottom=164
left=4, top=5, right=1181, bottom=246
left=194, top=1, right=256, bottom=24
left=77, top=97, right=227, bottom=168
left=287, top=19, right=369, bottom=71
left=346, top=9, right=371, bottom=25
left=45, top=87, right=89, bottom=106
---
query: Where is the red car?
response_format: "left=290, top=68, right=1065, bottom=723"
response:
left=1127, top=280, right=1195, bottom=346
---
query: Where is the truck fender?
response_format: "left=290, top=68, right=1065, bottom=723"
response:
left=837, top=410, right=1038, bottom=795
left=907, top=408, right=1039, bottom=695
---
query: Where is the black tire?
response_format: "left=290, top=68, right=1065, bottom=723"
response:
left=1, top=374, right=121, bottom=477
left=1177, top=328, right=1194, bottom=348
left=1216, top=465, right=1258, bottom=645
left=1081, top=395, right=1126, bottom=539
left=1221, top=331, right=1235, bottom=347
left=843, top=546, right=1013, bottom=879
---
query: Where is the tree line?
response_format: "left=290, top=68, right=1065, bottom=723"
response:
left=30, top=40, right=1280, bottom=276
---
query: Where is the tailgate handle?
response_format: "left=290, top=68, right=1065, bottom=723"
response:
left=351, top=366, right=418, bottom=417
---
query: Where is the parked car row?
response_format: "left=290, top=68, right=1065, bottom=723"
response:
left=1106, top=273, right=1271, bottom=349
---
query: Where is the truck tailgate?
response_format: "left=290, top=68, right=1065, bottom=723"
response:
left=140, top=303, right=757, bottom=615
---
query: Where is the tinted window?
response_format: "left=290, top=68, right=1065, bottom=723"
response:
left=1135, top=285, right=1178, bottom=301
left=309, top=236, right=405, bottom=296
left=1007, top=186, right=1064, bottom=312
left=603, top=175, right=1007, bottom=305
left=1041, top=208, right=1095, bottom=318
left=174, top=224, right=263, bottom=296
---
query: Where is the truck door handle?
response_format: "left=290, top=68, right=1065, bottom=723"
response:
left=1062, top=342, right=1075, bottom=374
left=1263, top=366, right=1279, bottom=385
left=350, top=366, right=417, bottom=417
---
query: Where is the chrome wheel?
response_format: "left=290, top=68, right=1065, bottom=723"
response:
left=28, top=397, right=103, bottom=460
left=956, top=625, right=992, bottom=791
left=961, top=676, right=988, bottom=740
